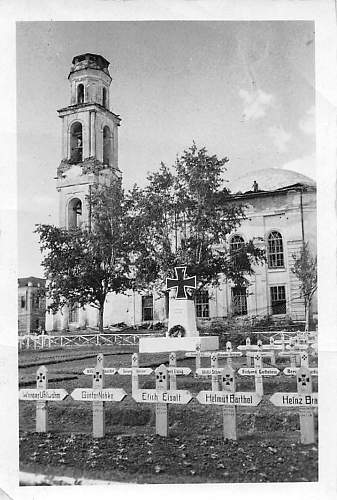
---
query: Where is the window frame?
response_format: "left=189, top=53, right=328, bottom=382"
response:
left=103, top=125, right=112, bottom=166
left=195, top=290, right=210, bottom=318
left=69, top=121, right=83, bottom=163
left=142, top=295, right=154, bottom=322
left=69, top=303, right=79, bottom=323
left=77, top=83, right=85, bottom=104
left=231, top=286, right=248, bottom=316
left=267, top=231, right=285, bottom=269
left=230, top=234, right=245, bottom=253
left=270, top=285, right=287, bottom=315
left=67, top=197, right=83, bottom=229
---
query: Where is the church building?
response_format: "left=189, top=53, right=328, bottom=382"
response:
left=45, top=54, right=317, bottom=332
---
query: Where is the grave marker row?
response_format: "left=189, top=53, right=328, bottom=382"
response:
left=19, top=352, right=318, bottom=443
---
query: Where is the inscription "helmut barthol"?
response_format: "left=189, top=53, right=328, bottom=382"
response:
left=196, top=391, right=262, bottom=406
left=205, top=393, right=253, bottom=404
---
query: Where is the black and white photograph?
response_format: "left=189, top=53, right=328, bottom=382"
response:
left=1, top=1, right=337, bottom=498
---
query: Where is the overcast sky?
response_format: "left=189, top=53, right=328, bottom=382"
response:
left=17, top=21, right=315, bottom=278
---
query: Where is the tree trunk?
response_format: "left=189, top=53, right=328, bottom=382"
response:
left=305, top=298, right=310, bottom=332
left=98, top=304, right=104, bottom=334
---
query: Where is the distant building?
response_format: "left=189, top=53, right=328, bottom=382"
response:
left=45, top=53, right=317, bottom=332
left=18, top=277, right=46, bottom=335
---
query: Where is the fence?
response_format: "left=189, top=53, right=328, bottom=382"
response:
left=18, top=332, right=158, bottom=350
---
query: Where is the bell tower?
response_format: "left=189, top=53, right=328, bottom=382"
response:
left=56, top=53, right=121, bottom=229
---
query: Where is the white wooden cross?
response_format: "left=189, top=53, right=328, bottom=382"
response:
left=117, top=353, right=153, bottom=392
left=253, top=352, right=264, bottom=396
left=19, top=365, right=68, bottom=433
left=238, top=339, right=276, bottom=366
left=278, top=338, right=309, bottom=368
left=270, top=366, right=317, bottom=444
left=282, top=352, right=318, bottom=377
left=92, top=353, right=105, bottom=438
left=36, top=365, right=48, bottom=432
left=155, top=364, right=169, bottom=436
left=70, top=353, right=127, bottom=438
left=211, top=352, right=219, bottom=391
left=245, top=337, right=252, bottom=367
left=221, top=366, right=237, bottom=440
left=167, top=352, right=191, bottom=390
left=238, top=352, right=279, bottom=396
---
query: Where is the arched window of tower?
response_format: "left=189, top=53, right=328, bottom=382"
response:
left=77, top=84, right=84, bottom=104
left=102, top=87, right=107, bottom=108
left=103, top=125, right=112, bottom=166
left=70, top=122, right=83, bottom=163
left=68, top=198, right=82, bottom=229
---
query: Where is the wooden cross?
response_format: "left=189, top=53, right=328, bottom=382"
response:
left=225, top=341, right=234, bottom=367
left=297, top=367, right=315, bottom=444
left=169, top=352, right=177, bottom=390
left=270, top=367, right=317, bottom=444
left=254, top=352, right=264, bottom=396
left=36, top=365, right=48, bottom=433
left=195, top=342, right=201, bottom=374
left=211, top=353, right=220, bottom=391
left=166, top=266, right=196, bottom=299
left=19, top=366, right=68, bottom=433
left=221, top=366, right=237, bottom=440
left=92, top=353, right=105, bottom=438
left=246, top=337, right=252, bottom=366
left=70, top=354, right=127, bottom=437
left=117, top=353, right=153, bottom=392
left=155, top=364, right=168, bottom=436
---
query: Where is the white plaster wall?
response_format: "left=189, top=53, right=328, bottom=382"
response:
left=103, top=292, right=131, bottom=326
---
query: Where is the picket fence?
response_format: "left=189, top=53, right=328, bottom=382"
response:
left=18, top=332, right=158, bottom=350
left=18, top=330, right=317, bottom=351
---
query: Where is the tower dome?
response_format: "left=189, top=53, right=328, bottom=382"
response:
left=229, top=168, right=316, bottom=194
left=69, top=53, right=111, bottom=78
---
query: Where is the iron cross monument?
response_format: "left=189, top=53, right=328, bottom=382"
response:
left=139, top=265, right=219, bottom=353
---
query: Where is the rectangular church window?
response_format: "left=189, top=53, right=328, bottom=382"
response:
left=232, top=287, right=247, bottom=316
left=195, top=290, right=209, bottom=318
left=270, top=286, right=286, bottom=315
left=142, top=295, right=153, bottom=321
left=69, top=303, right=79, bottom=323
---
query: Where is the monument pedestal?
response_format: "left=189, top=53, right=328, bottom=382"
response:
left=139, top=335, right=219, bottom=353
left=167, top=299, right=198, bottom=336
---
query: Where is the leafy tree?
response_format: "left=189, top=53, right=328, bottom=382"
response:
left=128, top=143, right=265, bottom=299
left=291, top=242, right=317, bottom=331
left=35, top=180, right=133, bottom=333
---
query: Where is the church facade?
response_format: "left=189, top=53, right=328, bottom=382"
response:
left=45, top=54, right=317, bottom=332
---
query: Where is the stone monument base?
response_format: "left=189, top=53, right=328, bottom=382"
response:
left=139, top=335, right=219, bottom=353
left=167, top=299, right=198, bottom=336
